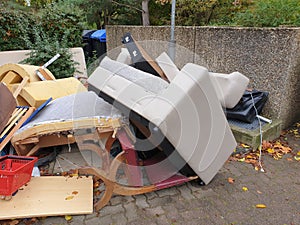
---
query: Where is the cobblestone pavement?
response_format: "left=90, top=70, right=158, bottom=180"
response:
left=3, top=135, right=300, bottom=225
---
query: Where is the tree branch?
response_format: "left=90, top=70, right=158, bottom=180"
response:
left=111, top=0, right=145, bottom=13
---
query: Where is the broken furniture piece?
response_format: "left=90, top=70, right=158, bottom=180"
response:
left=11, top=91, right=198, bottom=211
left=154, top=51, right=250, bottom=109
left=8, top=77, right=87, bottom=107
left=0, top=176, right=93, bottom=220
left=0, top=83, right=34, bottom=152
left=122, top=33, right=168, bottom=81
left=88, top=60, right=237, bottom=185
left=209, top=71, right=249, bottom=109
left=0, top=63, right=55, bottom=85
left=11, top=91, right=123, bottom=156
left=0, top=63, right=86, bottom=107
left=0, top=63, right=55, bottom=106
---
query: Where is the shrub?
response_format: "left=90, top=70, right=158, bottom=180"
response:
left=0, top=9, right=35, bottom=51
left=37, top=1, right=85, bottom=48
left=233, top=0, right=300, bottom=27
left=21, top=26, right=79, bottom=79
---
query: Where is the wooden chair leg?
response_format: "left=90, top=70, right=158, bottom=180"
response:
left=94, top=180, right=115, bottom=211
left=79, top=167, right=115, bottom=211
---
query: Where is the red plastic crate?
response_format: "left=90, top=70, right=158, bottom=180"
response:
left=0, top=155, right=37, bottom=196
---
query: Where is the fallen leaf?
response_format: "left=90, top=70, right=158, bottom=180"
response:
left=228, top=177, right=235, bottom=184
left=94, top=190, right=102, bottom=196
left=257, top=190, right=262, bottom=194
left=72, top=191, right=78, bottom=195
left=242, top=187, right=248, bottom=191
left=297, top=151, right=300, bottom=156
left=256, top=204, right=266, bottom=208
left=287, top=158, right=293, bottom=161
left=294, top=156, right=300, bottom=161
left=65, top=196, right=74, bottom=200
left=65, top=215, right=72, bottom=221
left=241, top=143, right=250, bottom=148
left=238, top=157, right=245, bottom=162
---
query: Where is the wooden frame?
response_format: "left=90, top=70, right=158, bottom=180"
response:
left=0, top=107, right=34, bottom=152
left=12, top=121, right=197, bottom=211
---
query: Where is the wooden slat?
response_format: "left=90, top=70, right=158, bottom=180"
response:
left=13, top=76, right=29, bottom=98
left=0, top=107, right=34, bottom=152
left=0, top=176, right=93, bottom=220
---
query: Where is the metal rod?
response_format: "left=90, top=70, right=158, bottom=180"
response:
left=168, top=0, right=176, bottom=62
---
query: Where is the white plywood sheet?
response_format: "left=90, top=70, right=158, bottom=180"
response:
left=0, top=176, right=93, bottom=220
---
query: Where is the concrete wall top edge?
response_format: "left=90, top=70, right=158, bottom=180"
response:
left=106, top=25, right=300, bottom=31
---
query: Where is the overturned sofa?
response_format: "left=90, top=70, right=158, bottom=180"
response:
left=88, top=56, right=238, bottom=185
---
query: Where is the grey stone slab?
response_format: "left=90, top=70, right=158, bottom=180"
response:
left=134, top=194, right=149, bottom=209
left=178, top=184, right=195, bottom=201
left=99, top=204, right=124, bottom=217
left=123, top=202, right=139, bottom=222
left=85, top=215, right=113, bottom=225
left=156, top=186, right=178, bottom=197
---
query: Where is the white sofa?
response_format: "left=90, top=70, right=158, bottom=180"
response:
left=88, top=58, right=237, bottom=184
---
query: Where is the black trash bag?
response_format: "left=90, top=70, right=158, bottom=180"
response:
left=226, top=90, right=269, bottom=123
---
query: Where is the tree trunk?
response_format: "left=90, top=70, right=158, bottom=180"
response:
left=142, top=0, right=150, bottom=26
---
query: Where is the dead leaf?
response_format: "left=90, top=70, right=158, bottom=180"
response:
left=94, top=190, right=102, bottom=196
left=72, top=191, right=78, bottom=195
left=256, top=204, right=266, bottom=208
left=228, top=177, right=235, bottom=184
left=294, top=156, right=300, bottom=161
left=262, top=140, right=272, bottom=150
left=65, top=215, right=72, bottom=221
left=242, top=187, right=248, bottom=191
left=65, top=196, right=74, bottom=200
left=297, top=151, right=300, bottom=156
left=241, top=143, right=250, bottom=148
left=257, top=190, right=262, bottom=194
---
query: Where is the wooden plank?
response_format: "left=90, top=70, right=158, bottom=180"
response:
left=0, top=176, right=93, bottom=220
left=38, top=68, right=55, bottom=81
left=0, top=107, right=34, bottom=152
left=13, top=76, right=29, bottom=98
left=122, top=33, right=169, bottom=81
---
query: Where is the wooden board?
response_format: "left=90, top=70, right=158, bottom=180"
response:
left=0, top=176, right=93, bottom=220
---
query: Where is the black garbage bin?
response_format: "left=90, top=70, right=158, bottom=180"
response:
left=91, top=29, right=107, bottom=60
left=82, top=30, right=96, bottom=62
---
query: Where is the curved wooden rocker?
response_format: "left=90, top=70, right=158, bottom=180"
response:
left=78, top=128, right=198, bottom=211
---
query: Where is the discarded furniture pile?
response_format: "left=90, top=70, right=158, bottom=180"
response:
left=0, top=33, right=270, bottom=220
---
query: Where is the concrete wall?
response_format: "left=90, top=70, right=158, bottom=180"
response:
left=106, top=25, right=300, bottom=128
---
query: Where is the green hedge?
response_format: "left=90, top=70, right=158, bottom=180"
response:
left=233, top=0, right=300, bottom=27
left=0, top=9, right=35, bottom=51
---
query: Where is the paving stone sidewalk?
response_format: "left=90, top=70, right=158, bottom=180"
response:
left=2, top=130, right=299, bottom=225
left=13, top=146, right=299, bottom=225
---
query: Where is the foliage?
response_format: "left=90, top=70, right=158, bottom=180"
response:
left=68, top=0, right=142, bottom=28
left=21, top=26, right=78, bottom=79
left=37, top=1, right=85, bottom=47
left=233, top=0, right=300, bottom=27
left=208, top=0, right=253, bottom=25
left=0, top=8, right=35, bottom=51
left=175, top=0, right=219, bottom=26
left=149, top=0, right=171, bottom=25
